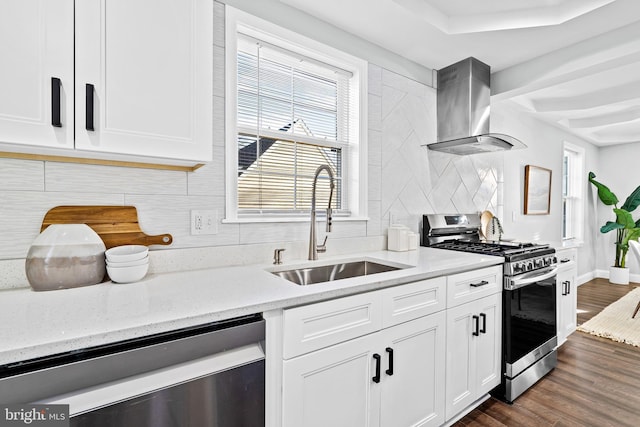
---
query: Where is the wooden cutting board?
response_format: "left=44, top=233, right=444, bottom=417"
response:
left=40, top=206, right=173, bottom=249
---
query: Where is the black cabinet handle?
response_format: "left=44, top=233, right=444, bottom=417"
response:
left=472, top=315, right=480, bottom=336
left=51, top=77, right=62, bottom=127
left=566, top=281, right=571, bottom=295
left=385, top=347, right=394, bottom=376
left=86, top=83, right=95, bottom=131
left=470, top=280, right=489, bottom=288
left=562, top=280, right=570, bottom=296
left=372, top=353, right=381, bottom=383
left=480, top=313, right=486, bottom=334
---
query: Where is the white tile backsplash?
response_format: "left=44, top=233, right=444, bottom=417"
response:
left=45, top=162, right=187, bottom=195
left=0, top=158, right=44, bottom=191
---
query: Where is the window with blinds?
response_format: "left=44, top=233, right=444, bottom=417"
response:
left=562, top=143, right=584, bottom=241
left=235, top=34, right=352, bottom=214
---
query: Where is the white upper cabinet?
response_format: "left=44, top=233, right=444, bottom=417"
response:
left=0, top=0, right=212, bottom=164
left=0, top=0, right=74, bottom=149
left=75, top=0, right=212, bottom=162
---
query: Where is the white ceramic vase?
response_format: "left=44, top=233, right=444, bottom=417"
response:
left=25, top=224, right=106, bottom=291
left=609, top=266, right=630, bottom=285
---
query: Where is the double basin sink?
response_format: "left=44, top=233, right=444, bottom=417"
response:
left=271, top=259, right=408, bottom=286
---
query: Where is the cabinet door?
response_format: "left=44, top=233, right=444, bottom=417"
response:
left=75, top=0, right=212, bottom=161
left=474, top=293, right=502, bottom=395
left=445, top=302, right=475, bottom=420
left=557, top=268, right=577, bottom=345
left=282, top=333, right=380, bottom=427
left=0, top=0, right=74, bottom=148
left=445, top=293, right=501, bottom=420
left=380, top=311, right=446, bottom=427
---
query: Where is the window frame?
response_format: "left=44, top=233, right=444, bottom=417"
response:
left=224, top=7, right=368, bottom=223
left=562, top=142, right=585, bottom=242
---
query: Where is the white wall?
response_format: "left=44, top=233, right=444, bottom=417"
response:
left=592, top=143, right=640, bottom=277
left=492, top=101, right=600, bottom=279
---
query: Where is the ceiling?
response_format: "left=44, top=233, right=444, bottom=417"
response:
left=279, top=0, right=640, bottom=147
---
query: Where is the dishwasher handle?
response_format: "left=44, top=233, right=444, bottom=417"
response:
left=39, top=343, right=264, bottom=417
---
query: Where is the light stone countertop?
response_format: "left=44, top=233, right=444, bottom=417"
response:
left=0, top=247, right=503, bottom=366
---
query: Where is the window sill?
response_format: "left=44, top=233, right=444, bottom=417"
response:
left=222, top=216, right=369, bottom=224
left=561, top=238, right=584, bottom=248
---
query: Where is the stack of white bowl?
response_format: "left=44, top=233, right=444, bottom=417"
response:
left=105, top=245, right=149, bottom=283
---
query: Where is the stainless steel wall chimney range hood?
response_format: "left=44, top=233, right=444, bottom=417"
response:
left=425, top=57, right=526, bottom=155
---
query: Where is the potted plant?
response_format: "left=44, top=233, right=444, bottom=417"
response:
left=588, top=172, right=640, bottom=284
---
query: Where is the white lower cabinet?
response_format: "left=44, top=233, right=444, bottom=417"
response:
left=379, top=312, right=446, bottom=427
left=556, top=248, right=578, bottom=345
left=445, top=293, right=501, bottom=420
left=272, top=266, right=503, bottom=427
left=282, top=311, right=446, bottom=427
left=282, top=332, right=379, bottom=427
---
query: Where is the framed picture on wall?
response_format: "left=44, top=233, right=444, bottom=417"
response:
left=524, top=165, right=552, bottom=215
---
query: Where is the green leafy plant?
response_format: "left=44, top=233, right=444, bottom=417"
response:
left=588, top=172, right=640, bottom=268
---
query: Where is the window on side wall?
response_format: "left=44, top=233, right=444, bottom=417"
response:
left=224, top=7, right=367, bottom=222
left=562, top=143, right=584, bottom=242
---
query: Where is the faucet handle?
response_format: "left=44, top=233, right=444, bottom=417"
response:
left=273, top=248, right=286, bottom=265
left=317, top=236, right=328, bottom=253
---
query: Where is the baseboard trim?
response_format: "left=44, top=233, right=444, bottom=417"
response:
left=588, top=269, right=640, bottom=284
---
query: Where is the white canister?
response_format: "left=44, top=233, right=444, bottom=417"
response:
left=388, top=225, right=409, bottom=251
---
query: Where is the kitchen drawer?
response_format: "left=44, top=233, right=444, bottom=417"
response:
left=282, top=292, right=382, bottom=359
left=556, top=248, right=577, bottom=271
left=381, top=277, right=446, bottom=328
left=447, top=265, right=502, bottom=308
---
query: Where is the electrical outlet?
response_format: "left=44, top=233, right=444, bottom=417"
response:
left=191, top=210, right=218, bottom=235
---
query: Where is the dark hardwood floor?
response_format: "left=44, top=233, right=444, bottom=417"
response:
left=455, top=278, right=640, bottom=427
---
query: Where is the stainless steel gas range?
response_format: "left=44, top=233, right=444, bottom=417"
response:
left=422, top=214, right=558, bottom=403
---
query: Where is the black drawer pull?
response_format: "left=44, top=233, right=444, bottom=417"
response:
left=566, top=281, right=571, bottom=295
left=372, top=353, right=381, bottom=383
left=560, top=258, right=571, bottom=263
left=385, top=347, right=394, bottom=376
left=472, top=315, right=480, bottom=336
left=470, top=280, right=489, bottom=288
left=86, top=83, right=95, bottom=131
left=480, top=313, right=486, bottom=334
left=51, top=77, right=62, bottom=127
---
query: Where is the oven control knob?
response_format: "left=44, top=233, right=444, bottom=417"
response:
left=543, top=257, right=551, bottom=266
left=534, top=259, right=543, bottom=268
left=526, top=261, right=534, bottom=271
left=512, top=263, right=523, bottom=274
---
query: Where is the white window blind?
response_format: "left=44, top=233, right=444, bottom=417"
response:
left=236, top=34, right=352, bottom=214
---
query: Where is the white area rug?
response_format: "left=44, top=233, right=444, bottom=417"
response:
left=577, top=287, right=640, bottom=347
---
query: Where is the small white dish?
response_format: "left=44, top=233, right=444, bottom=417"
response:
left=105, top=245, right=148, bottom=263
left=107, top=263, right=149, bottom=284
left=106, top=255, right=149, bottom=268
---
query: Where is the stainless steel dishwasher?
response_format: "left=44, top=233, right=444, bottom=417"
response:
left=0, top=314, right=265, bottom=427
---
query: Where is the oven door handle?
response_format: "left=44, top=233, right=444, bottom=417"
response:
left=506, top=267, right=558, bottom=290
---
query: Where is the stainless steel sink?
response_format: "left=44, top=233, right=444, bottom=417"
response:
left=272, top=260, right=404, bottom=286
